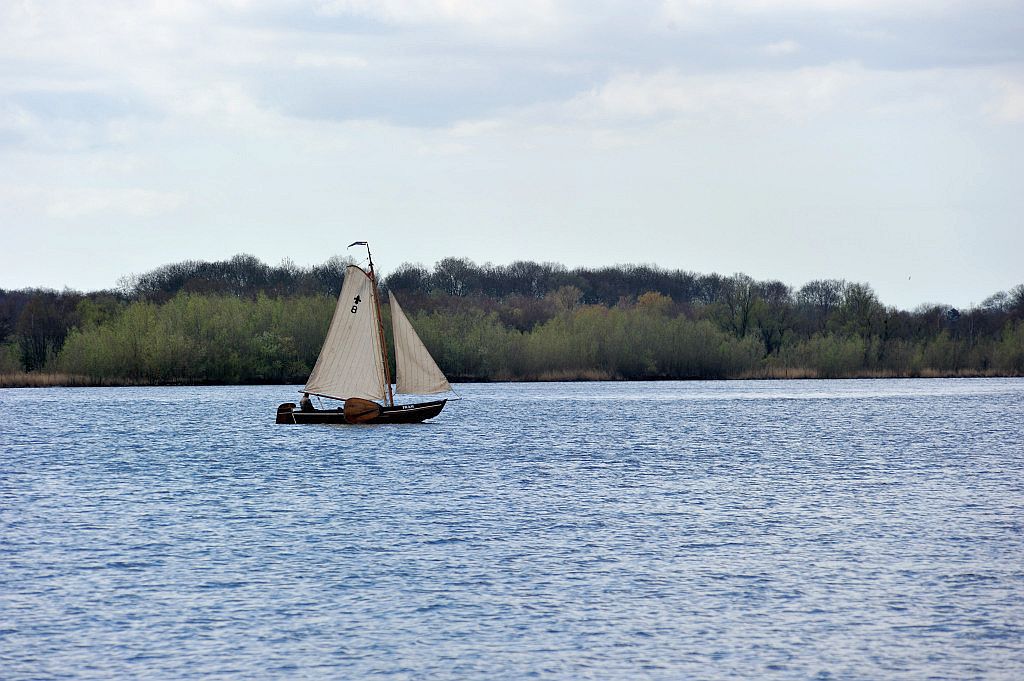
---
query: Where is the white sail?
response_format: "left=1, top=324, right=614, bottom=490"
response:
left=390, top=293, right=451, bottom=395
left=304, top=266, right=387, bottom=401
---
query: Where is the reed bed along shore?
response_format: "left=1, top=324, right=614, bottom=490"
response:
left=3, top=369, right=1020, bottom=389
left=735, top=367, right=1017, bottom=380
left=0, top=373, right=146, bottom=388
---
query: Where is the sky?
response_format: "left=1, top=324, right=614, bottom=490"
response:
left=1, top=0, right=1022, bottom=310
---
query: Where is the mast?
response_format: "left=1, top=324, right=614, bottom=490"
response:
left=350, top=241, right=394, bottom=407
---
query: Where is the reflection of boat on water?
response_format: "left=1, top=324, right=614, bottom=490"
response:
left=276, top=241, right=451, bottom=425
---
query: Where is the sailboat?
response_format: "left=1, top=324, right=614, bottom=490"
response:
left=276, top=242, right=450, bottom=425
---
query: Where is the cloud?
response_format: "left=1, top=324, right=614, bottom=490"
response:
left=2, top=0, right=1021, bottom=136
left=291, top=53, right=370, bottom=70
left=314, top=0, right=566, bottom=39
left=661, top=0, right=983, bottom=22
left=986, top=74, right=1024, bottom=123
left=53, top=188, right=184, bottom=219
left=764, top=40, right=800, bottom=56
left=566, top=63, right=860, bottom=122
left=0, top=185, right=185, bottom=219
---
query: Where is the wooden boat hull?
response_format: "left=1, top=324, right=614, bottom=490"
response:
left=276, top=399, right=447, bottom=425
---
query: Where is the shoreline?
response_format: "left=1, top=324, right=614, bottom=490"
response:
left=2, top=369, right=1019, bottom=389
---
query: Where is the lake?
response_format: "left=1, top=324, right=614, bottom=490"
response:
left=2, top=379, right=1023, bottom=679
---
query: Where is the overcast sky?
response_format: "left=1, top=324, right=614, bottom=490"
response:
left=1, top=0, right=1021, bottom=309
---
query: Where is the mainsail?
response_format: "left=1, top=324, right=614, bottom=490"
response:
left=304, top=265, right=387, bottom=401
left=390, top=293, right=451, bottom=395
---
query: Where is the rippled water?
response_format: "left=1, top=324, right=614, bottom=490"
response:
left=2, top=379, right=1023, bottom=679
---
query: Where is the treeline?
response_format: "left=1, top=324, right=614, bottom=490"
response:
left=121, top=253, right=356, bottom=301
left=2, top=254, right=1023, bottom=384
left=0, top=254, right=355, bottom=374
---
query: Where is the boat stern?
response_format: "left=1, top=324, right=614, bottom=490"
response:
left=276, top=403, right=296, bottom=424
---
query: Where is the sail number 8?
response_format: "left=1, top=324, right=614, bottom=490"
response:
left=351, top=295, right=361, bottom=314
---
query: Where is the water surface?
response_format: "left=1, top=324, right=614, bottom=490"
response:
left=2, top=379, right=1023, bottom=679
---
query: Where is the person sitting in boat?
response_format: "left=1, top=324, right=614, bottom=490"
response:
left=299, top=393, right=314, bottom=412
